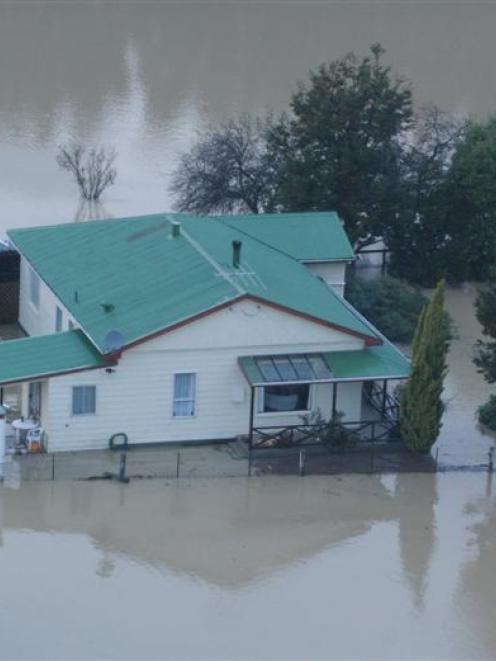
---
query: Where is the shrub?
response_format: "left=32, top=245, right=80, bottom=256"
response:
left=346, top=275, right=429, bottom=343
left=478, top=395, right=496, bottom=431
left=300, top=410, right=358, bottom=448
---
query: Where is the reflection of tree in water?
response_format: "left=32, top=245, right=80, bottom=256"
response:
left=455, top=473, right=496, bottom=656
left=74, top=200, right=114, bottom=222
left=396, top=473, right=437, bottom=611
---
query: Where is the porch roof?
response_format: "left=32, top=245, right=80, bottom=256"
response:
left=238, top=341, right=410, bottom=386
left=0, top=330, right=110, bottom=386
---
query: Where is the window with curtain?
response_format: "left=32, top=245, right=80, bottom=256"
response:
left=29, top=266, right=40, bottom=308
left=258, top=384, right=310, bottom=413
left=72, top=386, right=96, bottom=415
left=173, top=373, right=196, bottom=417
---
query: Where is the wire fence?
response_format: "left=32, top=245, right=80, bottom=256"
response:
left=2, top=442, right=494, bottom=484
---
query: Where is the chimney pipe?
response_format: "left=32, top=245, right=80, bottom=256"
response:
left=171, top=221, right=181, bottom=238
left=232, top=240, right=242, bottom=268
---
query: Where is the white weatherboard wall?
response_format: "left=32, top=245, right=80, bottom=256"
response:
left=45, top=300, right=365, bottom=451
left=18, top=257, right=77, bottom=336
left=303, top=261, right=347, bottom=297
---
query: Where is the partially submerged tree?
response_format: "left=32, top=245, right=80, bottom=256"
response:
left=445, top=117, right=496, bottom=281
left=400, top=280, right=449, bottom=452
left=474, top=277, right=496, bottom=384
left=57, top=144, right=117, bottom=201
left=171, top=115, right=280, bottom=215
left=386, top=106, right=467, bottom=285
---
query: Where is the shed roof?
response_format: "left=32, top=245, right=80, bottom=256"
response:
left=8, top=213, right=379, bottom=353
left=0, top=330, right=110, bottom=386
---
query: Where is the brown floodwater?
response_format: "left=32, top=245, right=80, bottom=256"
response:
left=1, top=1, right=496, bottom=233
left=1, top=473, right=496, bottom=660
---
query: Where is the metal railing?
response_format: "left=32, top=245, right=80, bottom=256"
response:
left=251, top=417, right=398, bottom=449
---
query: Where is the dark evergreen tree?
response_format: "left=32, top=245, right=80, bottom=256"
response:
left=271, top=44, right=412, bottom=248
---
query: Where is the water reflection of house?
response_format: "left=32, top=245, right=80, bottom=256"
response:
left=1, top=477, right=400, bottom=587
left=0, top=212, right=409, bottom=452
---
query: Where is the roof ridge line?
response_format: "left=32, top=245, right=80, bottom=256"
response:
left=7, top=212, right=167, bottom=236
left=216, top=218, right=301, bottom=263
left=167, top=215, right=246, bottom=296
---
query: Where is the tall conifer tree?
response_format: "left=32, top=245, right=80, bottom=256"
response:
left=400, top=280, right=448, bottom=452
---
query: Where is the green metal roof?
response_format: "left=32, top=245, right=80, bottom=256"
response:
left=324, top=341, right=410, bottom=380
left=0, top=330, right=109, bottom=386
left=8, top=213, right=378, bottom=353
left=218, top=212, right=354, bottom=262
left=239, top=341, right=410, bottom=386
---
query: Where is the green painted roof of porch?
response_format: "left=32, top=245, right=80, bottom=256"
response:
left=8, top=213, right=377, bottom=353
left=0, top=330, right=109, bottom=386
left=324, top=341, right=410, bottom=380
left=217, top=212, right=354, bottom=262
left=238, top=341, right=410, bottom=385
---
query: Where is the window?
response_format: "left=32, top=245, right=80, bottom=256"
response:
left=258, top=384, right=310, bottom=413
left=68, top=320, right=75, bottom=330
left=173, top=373, right=196, bottom=417
left=29, top=266, right=40, bottom=308
left=55, top=306, right=63, bottom=332
left=72, top=386, right=96, bottom=415
left=255, top=354, right=332, bottom=382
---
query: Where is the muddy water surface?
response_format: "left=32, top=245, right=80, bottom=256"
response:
left=1, top=473, right=495, bottom=659
left=1, top=1, right=496, bottom=233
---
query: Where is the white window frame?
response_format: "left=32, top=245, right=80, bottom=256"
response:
left=71, top=385, right=97, bottom=416
left=172, top=372, right=196, bottom=418
left=55, top=306, right=63, bottom=332
left=257, top=384, right=314, bottom=416
left=28, top=265, right=40, bottom=310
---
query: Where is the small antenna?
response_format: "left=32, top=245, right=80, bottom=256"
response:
left=103, top=329, right=124, bottom=354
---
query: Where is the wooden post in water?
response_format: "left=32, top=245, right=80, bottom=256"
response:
left=299, top=450, right=305, bottom=476
left=118, top=453, right=129, bottom=483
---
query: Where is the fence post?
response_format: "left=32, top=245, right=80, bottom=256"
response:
left=299, top=449, right=305, bottom=476
left=51, top=454, right=55, bottom=481
left=489, top=446, right=494, bottom=473
left=118, top=453, right=127, bottom=482
left=370, top=448, right=374, bottom=473
left=176, top=452, right=180, bottom=479
left=248, top=449, right=252, bottom=477
left=435, top=447, right=439, bottom=472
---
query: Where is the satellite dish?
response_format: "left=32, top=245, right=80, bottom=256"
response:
left=104, top=329, right=124, bottom=354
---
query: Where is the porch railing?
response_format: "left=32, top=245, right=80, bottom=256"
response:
left=364, top=381, right=400, bottom=423
left=251, top=418, right=398, bottom=449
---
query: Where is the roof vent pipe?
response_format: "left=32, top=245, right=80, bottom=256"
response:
left=171, top=221, right=181, bottom=238
left=232, top=240, right=242, bottom=269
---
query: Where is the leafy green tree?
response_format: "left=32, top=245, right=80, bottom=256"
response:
left=271, top=44, right=412, bottom=248
left=446, top=117, right=496, bottom=281
left=474, top=277, right=496, bottom=383
left=386, top=107, right=467, bottom=285
left=400, top=280, right=449, bottom=452
left=473, top=277, right=496, bottom=429
left=346, top=276, right=429, bottom=343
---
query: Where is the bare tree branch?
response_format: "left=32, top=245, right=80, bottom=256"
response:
left=170, top=115, right=281, bottom=215
left=57, top=144, right=117, bottom=201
